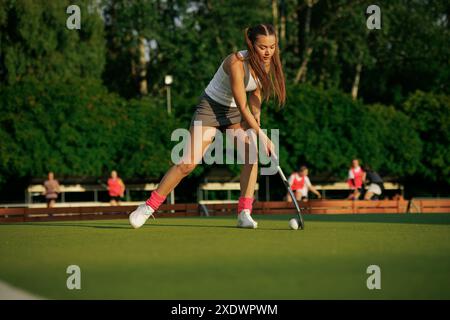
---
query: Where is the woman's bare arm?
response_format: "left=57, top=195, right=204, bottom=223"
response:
left=248, top=87, right=262, bottom=126
left=228, top=55, right=275, bottom=156
left=308, top=185, right=322, bottom=198
left=229, top=57, right=262, bottom=134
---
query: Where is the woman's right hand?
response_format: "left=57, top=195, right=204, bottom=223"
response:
left=259, top=132, right=275, bottom=157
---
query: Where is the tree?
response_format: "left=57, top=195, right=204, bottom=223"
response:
left=0, top=79, right=184, bottom=185
left=401, top=91, right=450, bottom=184
left=101, top=0, right=271, bottom=98
left=0, top=0, right=105, bottom=86
left=281, top=0, right=449, bottom=104
left=261, top=83, right=422, bottom=181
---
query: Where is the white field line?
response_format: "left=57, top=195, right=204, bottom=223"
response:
left=0, top=280, right=45, bottom=300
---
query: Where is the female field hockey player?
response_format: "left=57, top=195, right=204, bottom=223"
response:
left=129, top=24, right=286, bottom=229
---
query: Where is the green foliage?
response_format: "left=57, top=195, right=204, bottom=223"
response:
left=0, top=0, right=105, bottom=85
left=101, top=0, right=271, bottom=98
left=261, top=84, right=422, bottom=180
left=0, top=0, right=448, bottom=193
left=358, top=0, right=450, bottom=103
left=116, top=96, right=188, bottom=179
left=364, top=104, right=422, bottom=177
left=0, top=79, right=440, bottom=190
left=401, top=91, right=450, bottom=183
left=0, top=80, right=182, bottom=183
left=280, top=0, right=449, bottom=102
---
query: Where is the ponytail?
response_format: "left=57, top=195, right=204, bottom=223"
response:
left=241, top=24, right=286, bottom=108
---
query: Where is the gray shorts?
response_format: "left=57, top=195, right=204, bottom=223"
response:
left=190, top=92, right=243, bottom=132
left=367, top=183, right=382, bottom=195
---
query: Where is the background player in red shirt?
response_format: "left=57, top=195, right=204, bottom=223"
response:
left=287, top=166, right=322, bottom=202
left=347, top=159, right=366, bottom=200
left=108, top=170, right=125, bottom=206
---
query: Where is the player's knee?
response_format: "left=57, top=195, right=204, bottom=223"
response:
left=176, top=162, right=197, bottom=176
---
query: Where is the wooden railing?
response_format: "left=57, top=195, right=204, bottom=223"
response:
left=0, top=199, right=449, bottom=223
left=408, top=199, right=450, bottom=214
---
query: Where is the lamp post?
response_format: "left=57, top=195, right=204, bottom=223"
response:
left=164, top=76, right=175, bottom=208
left=165, top=75, right=173, bottom=115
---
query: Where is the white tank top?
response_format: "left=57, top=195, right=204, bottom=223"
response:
left=204, top=50, right=260, bottom=108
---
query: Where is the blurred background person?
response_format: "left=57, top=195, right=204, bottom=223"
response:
left=43, top=171, right=60, bottom=208
left=287, top=166, right=322, bottom=202
left=363, top=165, right=385, bottom=200
left=108, top=170, right=125, bottom=206
left=347, top=159, right=365, bottom=200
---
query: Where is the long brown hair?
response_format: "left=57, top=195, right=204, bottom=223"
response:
left=239, top=23, right=286, bottom=107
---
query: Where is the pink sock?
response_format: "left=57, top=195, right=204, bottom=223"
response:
left=145, top=191, right=166, bottom=211
left=238, top=196, right=254, bottom=214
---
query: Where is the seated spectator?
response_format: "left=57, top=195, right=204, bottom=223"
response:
left=287, top=166, right=322, bottom=202
left=363, top=165, right=385, bottom=200
left=108, top=170, right=125, bottom=206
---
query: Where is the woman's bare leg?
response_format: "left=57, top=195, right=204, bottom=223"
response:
left=226, top=121, right=258, bottom=198
left=129, top=125, right=218, bottom=229
left=240, top=159, right=258, bottom=198
left=228, top=121, right=259, bottom=227
left=155, top=124, right=218, bottom=197
left=287, top=192, right=292, bottom=202
left=287, top=191, right=300, bottom=202
left=348, top=189, right=360, bottom=200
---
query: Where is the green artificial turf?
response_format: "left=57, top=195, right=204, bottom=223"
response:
left=1, top=214, right=449, bottom=299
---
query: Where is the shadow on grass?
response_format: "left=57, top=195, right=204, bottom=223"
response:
left=255, top=213, right=450, bottom=225
left=0, top=220, right=287, bottom=231
left=0, top=222, right=131, bottom=229
left=1, top=214, right=449, bottom=230
left=0, top=222, right=238, bottom=230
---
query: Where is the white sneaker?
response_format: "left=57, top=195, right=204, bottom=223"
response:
left=129, top=204, right=155, bottom=229
left=237, top=209, right=258, bottom=229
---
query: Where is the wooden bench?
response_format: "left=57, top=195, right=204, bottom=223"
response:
left=25, top=183, right=175, bottom=204
left=197, top=182, right=259, bottom=202
left=315, top=182, right=403, bottom=194
left=26, top=183, right=159, bottom=203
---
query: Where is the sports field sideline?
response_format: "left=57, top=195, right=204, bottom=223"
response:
left=1, top=213, right=449, bottom=299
